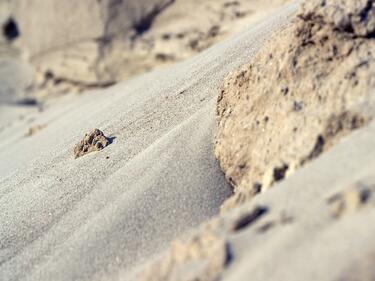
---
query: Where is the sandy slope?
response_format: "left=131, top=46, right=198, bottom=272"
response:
left=222, top=119, right=375, bottom=281
left=138, top=118, right=375, bottom=281
left=137, top=2, right=375, bottom=280
left=0, top=3, right=298, bottom=281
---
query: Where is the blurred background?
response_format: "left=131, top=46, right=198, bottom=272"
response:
left=0, top=0, right=288, bottom=105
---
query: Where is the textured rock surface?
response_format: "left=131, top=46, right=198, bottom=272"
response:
left=215, top=0, right=375, bottom=211
left=73, top=128, right=110, bottom=158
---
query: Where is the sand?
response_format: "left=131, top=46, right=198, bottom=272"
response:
left=222, top=120, right=375, bottom=281
left=0, top=2, right=298, bottom=281
left=0, top=0, right=290, bottom=101
left=135, top=1, right=375, bottom=280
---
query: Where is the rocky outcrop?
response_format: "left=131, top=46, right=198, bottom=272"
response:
left=215, top=0, right=375, bottom=211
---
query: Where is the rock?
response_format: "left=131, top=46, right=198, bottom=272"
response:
left=73, top=128, right=110, bottom=158
left=215, top=0, right=375, bottom=211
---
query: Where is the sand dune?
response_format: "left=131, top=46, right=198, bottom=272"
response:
left=139, top=118, right=375, bottom=279
left=136, top=0, right=375, bottom=280
left=0, top=3, right=297, bottom=280
left=3, top=0, right=374, bottom=280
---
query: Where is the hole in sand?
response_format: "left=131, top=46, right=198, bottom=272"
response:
left=3, top=17, right=20, bottom=41
left=273, top=164, right=289, bottom=182
left=225, top=243, right=233, bottom=266
left=233, top=206, right=268, bottom=231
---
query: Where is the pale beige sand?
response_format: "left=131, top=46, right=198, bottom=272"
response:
left=0, top=3, right=298, bottom=281
left=222, top=119, right=375, bottom=281
left=132, top=1, right=375, bottom=279
left=0, top=0, right=291, bottom=101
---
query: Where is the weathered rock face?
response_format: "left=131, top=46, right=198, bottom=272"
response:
left=215, top=0, right=375, bottom=211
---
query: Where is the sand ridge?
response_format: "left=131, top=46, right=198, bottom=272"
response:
left=0, top=3, right=298, bottom=280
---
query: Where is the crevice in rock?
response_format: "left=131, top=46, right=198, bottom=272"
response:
left=305, top=135, right=325, bottom=162
left=359, top=0, right=373, bottom=22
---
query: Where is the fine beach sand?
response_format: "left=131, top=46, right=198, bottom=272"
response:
left=2, top=0, right=375, bottom=280
left=0, top=3, right=297, bottom=280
